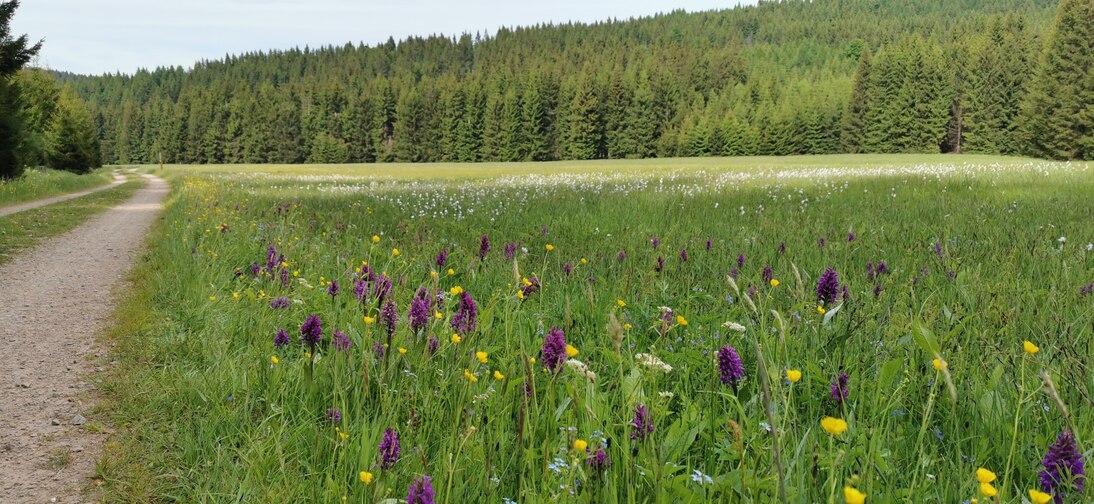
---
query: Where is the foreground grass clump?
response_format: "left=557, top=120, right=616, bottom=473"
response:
left=104, top=157, right=1093, bottom=502
left=0, top=168, right=114, bottom=207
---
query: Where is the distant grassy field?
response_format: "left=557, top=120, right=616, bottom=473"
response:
left=0, top=168, right=114, bottom=207
left=132, top=153, right=1044, bottom=180
left=103, top=155, right=1093, bottom=503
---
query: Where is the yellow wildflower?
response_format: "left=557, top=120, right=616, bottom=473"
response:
left=843, top=486, right=866, bottom=504
left=545, top=244, right=555, bottom=251
left=770, top=279, right=780, bottom=287
left=398, top=347, right=407, bottom=355
left=565, top=344, right=579, bottom=357
left=529, top=357, right=536, bottom=364
left=580, top=258, right=588, bottom=265
left=450, top=286, right=464, bottom=296
left=1024, top=340, right=1039, bottom=354
left=363, top=316, right=375, bottom=325
left=270, top=356, right=279, bottom=365
left=623, top=323, right=633, bottom=330
left=617, top=299, right=626, bottom=308
left=821, top=416, right=848, bottom=435
left=494, top=370, right=505, bottom=380
left=463, top=369, right=478, bottom=383
left=1028, top=490, right=1052, bottom=504
left=435, top=311, right=443, bottom=319
left=573, top=439, right=588, bottom=452
left=447, top=268, right=455, bottom=276
left=293, top=270, right=300, bottom=277
left=476, top=351, right=489, bottom=364
left=392, top=248, right=400, bottom=256
left=817, top=305, right=826, bottom=314
left=975, top=468, right=996, bottom=484
left=359, top=471, right=374, bottom=484
left=516, top=290, right=525, bottom=300
left=979, top=483, right=997, bottom=497
left=232, top=292, right=240, bottom=300
left=932, top=358, right=947, bottom=371
left=371, top=235, right=380, bottom=243
left=676, top=315, right=688, bottom=326
left=451, top=334, right=462, bottom=344
left=786, top=369, right=802, bottom=383
left=208, top=295, right=217, bottom=301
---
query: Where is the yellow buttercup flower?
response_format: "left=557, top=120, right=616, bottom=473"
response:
left=371, top=235, right=380, bottom=243
left=770, top=279, right=780, bottom=287
left=821, top=416, right=848, bottom=435
left=786, top=369, right=802, bottom=383
left=463, top=369, right=478, bottom=382
left=338, top=430, right=349, bottom=441
left=979, top=482, right=997, bottom=497
left=932, top=358, right=947, bottom=371
left=617, top=299, right=626, bottom=308
left=843, top=486, right=866, bottom=504
left=493, top=370, right=505, bottom=380
left=359, top=471, right=374, bottom=484
left=975, top=468, right=996, bottom=484
left=435, top=311, right=443, bottom=319
left=392, top=248, right=400, bottom=256
left=232, top=291, right=240, bottom=300
left=363, top=316, right=375, bottom=325
left=270, top=355, right=279, bottom=365
left=1024, top=340, right=1039, bottom=354
left=545, top=244, right=555, bottom=251
left=447, top=268, right=455, bottom=276
left=565, top=344, right=579, bottom=357
left=208, top=295, right=217, bottom=301
left=430, top=271, right=438, bottom=278
left=476, top=351, right=489, bottom=364
left=293, top=270, right=300, bottom=277
left=450, top=286, right=464, bottom=296
left=573, top=439, right=588, bottom=452
left=516, top=290, right=525, bottom=300
left=451, top=334, right=462, bottom=344
left=623, top=323, right=633, bottom=330
left=1028, top=489, right=1052, bottom=504
left=817, top=305, right=826, bottom=314
left=676, top=315, right=688, bottom=326
left=398, top=347, right=407, bottom=355
left=580, top=258, right=587, bottom=265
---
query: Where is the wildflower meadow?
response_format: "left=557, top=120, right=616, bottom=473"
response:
left=105, top=155, right=1093, bottom=503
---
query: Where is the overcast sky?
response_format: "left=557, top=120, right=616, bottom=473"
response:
left=13, top=0, right=752, bottom=76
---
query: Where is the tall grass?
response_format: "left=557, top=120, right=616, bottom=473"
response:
left=102, top=158, right=1093, bottom=503
left=0, top=168, right=114, bottom=207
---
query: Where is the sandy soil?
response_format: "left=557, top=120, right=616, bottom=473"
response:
left=0, top=172, right=127, bottom=218
left=0, top=174, right=167, bottom=503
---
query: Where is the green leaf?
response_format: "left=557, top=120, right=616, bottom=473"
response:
left=911, top=319, right=941, bottom=357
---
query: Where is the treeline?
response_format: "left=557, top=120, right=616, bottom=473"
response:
left=0, top=1, right=101, bottom=178
left=67, top=0, right=1091, bottom=165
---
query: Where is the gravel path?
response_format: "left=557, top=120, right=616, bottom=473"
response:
left=0, top=172, right=127, bottom=218
left=0, top=174, right=167, bottom=503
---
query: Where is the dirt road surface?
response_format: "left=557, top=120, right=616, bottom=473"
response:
left=0, top=174, right=167, bottom=503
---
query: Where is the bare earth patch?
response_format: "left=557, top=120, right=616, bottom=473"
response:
left=0, top=174, right=167, bottom=503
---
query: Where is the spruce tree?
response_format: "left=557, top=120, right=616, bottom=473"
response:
left=1021, top=0, right=1093, bottom=160
left=840, top=46, right=871, bottom=153
left=565, top=74, right=602, bottom=160
left=46, top=90, right=101, bottom=173
left=0, top=0, right=40, bottom=177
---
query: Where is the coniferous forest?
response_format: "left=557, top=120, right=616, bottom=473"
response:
left=56, top=0, right=1094, bottom=165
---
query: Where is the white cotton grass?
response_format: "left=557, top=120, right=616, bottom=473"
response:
left=636, top=353, right=673, bottom=373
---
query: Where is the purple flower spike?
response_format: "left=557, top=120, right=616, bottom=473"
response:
left=270, top=296, right=290, bottom=309
left=327, top=407, right=341, bottom=423
left=274, top=328, right=291, bottom=348
left=451, top=291, right=477, bottom=335
left=379, top=428, right=401, bottom=469
left=541, top=326, right=567, bottom=372
left=1040, top=431, right=1085, bottom=502
left=479, top=235, right=490, bottom=260
left=435, top=248, right=448, bottom=268
left=585, top=445, right=610, bottom=472
left=830, top=373, right=849, bottom=403
left=631, top=404, right=654, bottom=441
left=718, top=345, right=744, bottom=389
left=762, top=265, right=773, bottom=284
left=654, top=256, right=664, bottom=273
left=409, top=287, right=431, bottom=333
left=679, top=248, right=688, bottom=262
left=407, top=475, right=435, bottom=504
left=300, top=315, right=323, bottom=348
left=617, top=249, right=627, bottom=262
left=504, top=242, right=518, bottom=260
left=380, top=300, right=398, bottom=337
left=327, top=279, right=340, bottom=298
left=332, top=330, right=351, bottom=352
left=816, top=268, right=841, bottom=304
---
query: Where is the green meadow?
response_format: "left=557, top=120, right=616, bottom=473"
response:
left=102, top=155, right=1093, bottom=503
